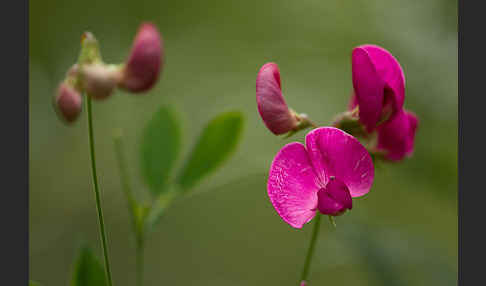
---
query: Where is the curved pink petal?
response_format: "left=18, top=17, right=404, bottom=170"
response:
left=377, top=109, right=419, bottom=161
left=256, top=63, right=298, bottom=135
left=352, top=45, right=405, bottom=131
left=267, top=142, right=319, bottom=228
left=305, top=127, right=374, bottom=197
left=317, top=178, right=352, bottom=216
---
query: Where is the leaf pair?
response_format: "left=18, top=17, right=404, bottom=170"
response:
left=139, top=106, right=244, bottom=230
left=141, top=106, right=244, bottom=195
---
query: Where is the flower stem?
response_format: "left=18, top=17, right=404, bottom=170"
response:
left=113, top=133, right=146, bottom=286
left=113, top=132, right=138, bottom=230
left=86, top=96, right=114, bottom=286
left=136, top=241, right=145, bottom=286
left=300, top=214, right=322, bottom=283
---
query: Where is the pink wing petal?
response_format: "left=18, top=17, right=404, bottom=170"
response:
left=305, top=127, right=374, bottom=197
left=267, top=142, right=319, bottom=228
left=352, top=45, right=405, bottom=131
left=256, top=63, right=298, bottom=135
left=377, top=109, right=419, bottom=161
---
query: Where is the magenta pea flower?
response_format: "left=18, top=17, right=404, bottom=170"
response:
left=267, top=127, right=374, bottom=228
left=376, top=109, right=418, bottom=161
left=119, top=22, right=163, bottom=93
left=256, top=62, right=299, bottom=135
left=351, top=44, right=405, bottom=131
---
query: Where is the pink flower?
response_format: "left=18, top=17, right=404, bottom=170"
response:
left=267, top=127, right=374, bottom=228
left=119, top=22, right=163, bottom=93
left=256, top=62, right=299, bottom=135
left=54, top=83, right=82, bottom=123
left=376, top=109, right=418, bottom=161
left=351, top=44, right=405, bottom=131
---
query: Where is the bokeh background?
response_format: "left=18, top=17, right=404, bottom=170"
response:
left=29, top=0, right=457, bottom=285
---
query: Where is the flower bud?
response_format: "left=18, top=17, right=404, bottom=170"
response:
left=351, top=44, right=405, bottom=131
left=317, top=178, right=353, bottom=216
left=81, top=63, right=122, bottom=100
left=54, top=83, right=82, bottom=123
left=300, top=281, right=307, bottom=286
left=119, top=23, right=162, bottom=93
left=256, top=62, right=299, bottom=135
left=376, top=109, right=418, bottom=161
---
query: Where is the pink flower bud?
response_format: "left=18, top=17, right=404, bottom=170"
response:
left=376, top=109, right=418, bottom=161
left=54, top=83, right=82, bottom=123
left=351, top=44, right=405, bottom=131
left=300, top=281, right=307, bottom=286
left=81, top=63, right=122, bottom=100
left=119, top=23, right=162, bottom=93
left=256, top=62, right=299, bottom=135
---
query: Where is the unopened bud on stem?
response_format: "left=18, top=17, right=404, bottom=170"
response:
left=54, top=83, right=82, bottom=123
left=119, top=23, right=162, bottom=93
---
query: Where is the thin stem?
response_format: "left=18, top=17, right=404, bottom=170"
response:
left=86, top=96, right=114, bottom=286
left=113, top=133, right=138, bottom=229
left=136, top=241, right=145, bottom=286
left=328, top=215, right=336, bottom=228
left=300, top=214, right=322, bottom=283
left=113, top=133, right=146, bottom=286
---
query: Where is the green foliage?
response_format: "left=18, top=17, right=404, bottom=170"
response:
left=71, top=246, right=107, bottom=286
left=29, top=281, right=42, bottom=286
left=177, top=111, right=244, bottom=192
left=141, top=106, right=181, bottom=195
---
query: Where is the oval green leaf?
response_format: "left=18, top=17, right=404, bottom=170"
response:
left=141, top=106, right=181, bottom=195
left=177, top=111, right=244, bottom=192
left=71, top=246, right=107, bottom=286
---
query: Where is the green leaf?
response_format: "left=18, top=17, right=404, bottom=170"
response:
left=29, top=281, right=42, bottom=286
left=177, top=111, right=244, bottom=192
left=71, top=246, right=107, bottom=286
left=141, top=106, right=181, bottom=195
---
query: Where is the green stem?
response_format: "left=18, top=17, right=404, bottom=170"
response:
left=86, top=96, right=114, bottom=286
left=300, top=214, right=322, bottom=283
left=113, top=133, right=146, bottom=286
left=136, top=241, right=145, bottom=286
left=113, top=133, right=138, bottom=230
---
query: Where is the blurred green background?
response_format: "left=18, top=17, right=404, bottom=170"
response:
left=29, top=0, right=457, bottom=285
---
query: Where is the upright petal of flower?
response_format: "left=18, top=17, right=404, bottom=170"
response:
left=256, top=63, right=299, bottom=135
left=377, top=109, right=419, bottom=161
left=54, top=83, right=82, bottom=123
left=267, top=142, right=320, bottom=228
left=305, top=127, right=374, bottom=197
left=352, top=45, right=405, bottom=131
left=119, top=23, right=162, bottom=93
left=317, top=178, right=353, bottom=216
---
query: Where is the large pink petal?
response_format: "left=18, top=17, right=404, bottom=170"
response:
left=352, top=45, right=405, bottom=131
left=305, top=127, right=374, bottom=197
left=352, top=46, right=384, bottom=131
left=377, top=109, right=419, bottom=161
left=256, top=63, right=298, bottom=135
left=267, top=142, right=319, bottom=228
